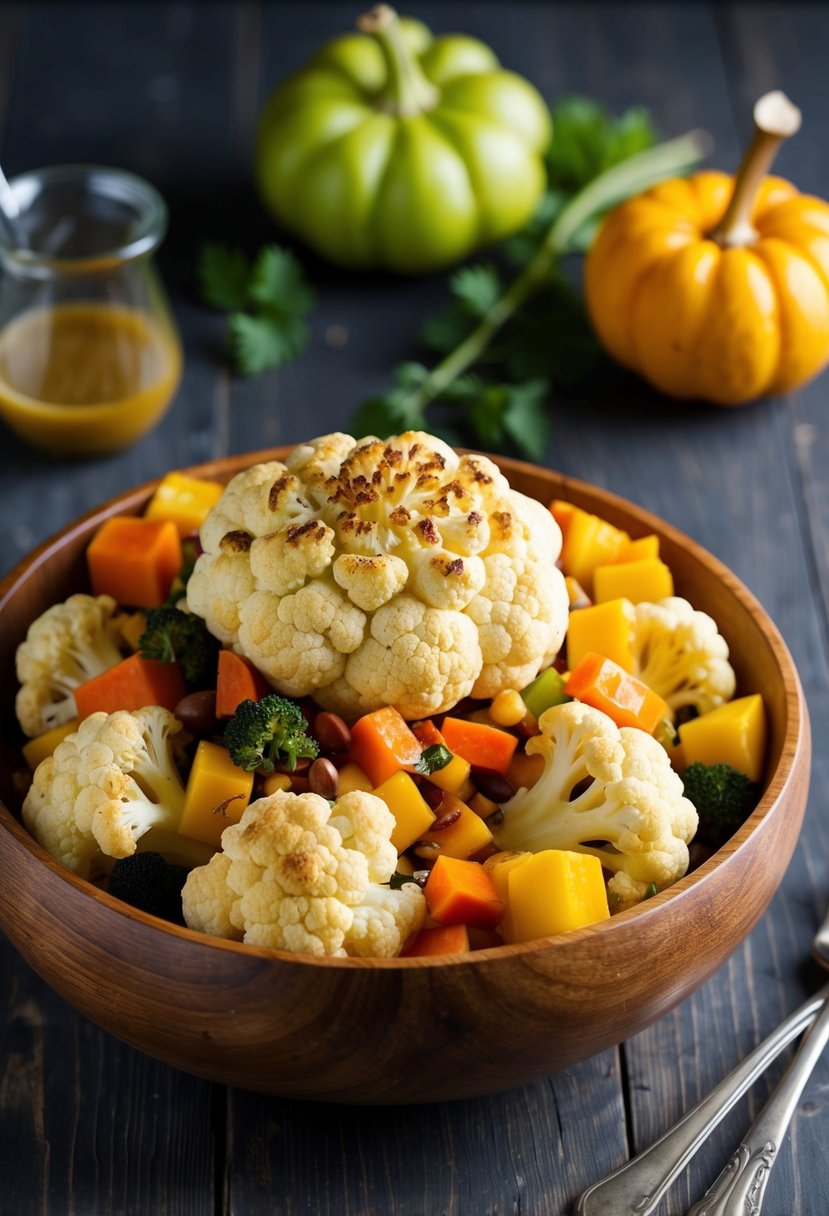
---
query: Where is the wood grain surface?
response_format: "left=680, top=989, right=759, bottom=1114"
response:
left=1, top=1, right=828, bottom=1212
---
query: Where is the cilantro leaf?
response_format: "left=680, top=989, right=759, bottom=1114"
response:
left=228, top=312, right=309, bottom=378
left=421, top=304, right=476, bottom=355
left=199, top=244, right=250, bottom=311
left=199, top=241, right=314, bottom=378
left=546, top=97, right=658, bottom=193
left=450, top=263, right=502, bottom=318
left=412, top=744, right=453, bottom=775
left=499, top=380, right=552, bottom=457
left=248, top=245, right=315, bottom=317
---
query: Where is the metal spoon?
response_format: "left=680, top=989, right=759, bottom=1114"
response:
left=574, top=902, right=829, bottom=1216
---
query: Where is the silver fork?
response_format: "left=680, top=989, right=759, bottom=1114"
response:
left=574, top=902, right=829, bottom=1216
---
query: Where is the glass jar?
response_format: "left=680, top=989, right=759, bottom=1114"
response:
left=0, top=165, right=182, bottom=456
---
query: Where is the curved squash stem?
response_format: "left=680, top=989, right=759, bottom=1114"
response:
left=401, top=128, right=711, bottom=418
left=358, top=4, right=438, bottom=117
left=711, top=90, right=801, bottom=248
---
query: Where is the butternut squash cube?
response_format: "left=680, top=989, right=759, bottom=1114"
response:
left=118, top=611, right=147, bottom=653
left=678, top=694, right=767, bottom=782
left=613, top=534, right=660, bottom=563
left=593, top=558, right=674, bottom=605
left=428, top=751, right=472, bottom=795
left=501, top=849, right=610, bottom=943
left=144, top=471, right=224, bottom=537
left=560, top=506, right=630, bottom=592
left=484, top=851, right=532, bottom=904
left=373, top=770, right=436, bottom=853
left=22, top=718, right=79, bottom=770
left=566, top=597, right=636, bottom=672
left=418, top=793, right=493, bottom=860
left=337, top=761, right=373, bottom=795
left=179, top=740, right=254, bottom=848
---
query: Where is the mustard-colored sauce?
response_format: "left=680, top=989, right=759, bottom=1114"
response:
left=0, top=302, right=182, bottom=455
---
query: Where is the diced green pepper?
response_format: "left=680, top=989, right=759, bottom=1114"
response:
left=520, top=667, right=570, bottom=720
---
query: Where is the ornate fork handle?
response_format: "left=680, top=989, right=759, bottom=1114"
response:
left=574, top=984, right=828, bottom=1216
left=687, top=991, right=829, bottom=1215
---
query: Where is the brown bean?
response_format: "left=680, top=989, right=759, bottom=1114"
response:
left=471, top=767, right=515, bottom=804
left=429, top=808, right=461, bottom=832
left=174, top=690, right=218, bottom=735
left=314, top=711, right=351, bottom=754
left=417, top=780, right=445, bottom=811
left=308, top=757, right=340, bottom=800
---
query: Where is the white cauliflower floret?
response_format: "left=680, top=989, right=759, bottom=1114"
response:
left=494, top=701, right=698, bottom=911
left=22, top=707, right=186, bottom=878
left=15, top=594, right=125, bottom=737
left=182, top=789, right=425, bottom=958
left=631, top=596, right=736, bottom=721
left=186, top=431, right=568, bottom=720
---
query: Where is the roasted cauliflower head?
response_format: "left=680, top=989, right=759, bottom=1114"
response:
left=186, top=431, right=568, bottom=719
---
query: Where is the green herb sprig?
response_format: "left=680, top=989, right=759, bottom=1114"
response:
left=351, top=99, right=710, bottom=457
left=199, top=243, right=314, bottom=377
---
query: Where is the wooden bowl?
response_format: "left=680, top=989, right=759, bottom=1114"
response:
left=0, top=450, right=810, bottom=1104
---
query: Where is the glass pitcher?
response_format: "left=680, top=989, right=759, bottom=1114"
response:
left=0, top=164, right=182, bottom=457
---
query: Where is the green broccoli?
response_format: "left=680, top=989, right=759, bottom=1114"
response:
left=107, top=852, right=189, bottom=923
left=681, top=761, right=760, bottom=848
left=139, top=605, right=220, bottom=691
left=223, top=694, right=319, bottom=773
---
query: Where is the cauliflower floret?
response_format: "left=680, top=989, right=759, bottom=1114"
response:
left=631, top=596, right=737, bottom=721
left=494, top=701, right=698, bottom=910
left=22, top=707, right=186, bottom=878
left=15, top=594, right=125, bottom=737
left=182, top=789, right=425, bottom=958
left=186, top=432, right=568, bottom=719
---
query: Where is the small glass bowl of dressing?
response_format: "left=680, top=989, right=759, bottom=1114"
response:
left=0, top=165, right=182, bottom=457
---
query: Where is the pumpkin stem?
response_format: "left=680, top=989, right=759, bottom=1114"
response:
left=711, top=91, right=801, bottom=248
left=358, top=5, right=439, bottom=117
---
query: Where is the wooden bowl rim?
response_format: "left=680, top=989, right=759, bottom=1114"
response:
left=0, top=446, right=807, bottom=971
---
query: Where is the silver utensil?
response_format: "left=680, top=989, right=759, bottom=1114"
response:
left=575, top=901, right=829, bottom=1216
left=686, top=908, right=829, bottom=1215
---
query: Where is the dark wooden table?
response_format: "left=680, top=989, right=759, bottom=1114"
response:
left=2, top=2, right=829, bottom=1213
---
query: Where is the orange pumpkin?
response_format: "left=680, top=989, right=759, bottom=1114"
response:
left=584, top=93, right=829, bottom=405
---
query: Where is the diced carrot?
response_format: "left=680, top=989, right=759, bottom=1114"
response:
left=87, top=516, right=183, bottom=608
left=403, top=923, right=471, bottom=957
left=215, top=651, right=270, bottom=718
left=550, top=498, right=575, bottom=542
left=565, top=652, right=669, bottom=734
left=74, top=652, right=186, bottom=718
left=439, top=717, right=518, bottom=776
left=411, top=719, right=444, bottom=748
left=349, top=706, right=422, bottom=787
left=423, top=855, right=505, bottom=930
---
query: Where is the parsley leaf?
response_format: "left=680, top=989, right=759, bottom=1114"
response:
left=199, top=241, right=314, bottom=378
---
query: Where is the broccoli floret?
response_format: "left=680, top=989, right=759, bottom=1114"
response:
left=107, top=852, right=189, bottom=923
left=223, top=695, right=319, bottom=773
left=681, top=762, right=759, bottom=848
left=139, top=606, right=220, bottom=691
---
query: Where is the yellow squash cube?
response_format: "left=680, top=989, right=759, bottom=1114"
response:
left=337, top=761, right=373, bottom=795
left=678, top=694, right=767, bottom=782
left=560, top=506, right=630, bottom=592
left=418, top=794, right=493, bottom=860
left=613, top=534, right=660, bottom=563
left=22, top=719, right=79, bottom=770
left=372, top=771, right=435, bottom=853
left=485, top=851, right=532, bottom=904
left=428, top=752, right=471, bottom=795
left=566, top=597, right=636, bottom=672
left=501, top=849, right=610, bottom=944
left=593, top=558, right=674, bottom=605
left=179, top=740, right=254, bottom=848
left=144, top=472, right=223, bottom=537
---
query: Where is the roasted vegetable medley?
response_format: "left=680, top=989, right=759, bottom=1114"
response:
left=15, top=432, right=765, bottom=958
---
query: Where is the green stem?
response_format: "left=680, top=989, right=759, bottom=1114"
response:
left=358, top=4, right=438, bottom=117
left=403, top=127, right=712, bottom=418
